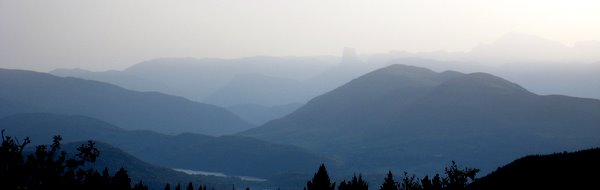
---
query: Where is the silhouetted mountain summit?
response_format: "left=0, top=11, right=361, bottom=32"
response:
left=241, top=64, right=600, bottom=174
left=0, top=68, right=252, bottom=135
left=373, top=64, right=438, bottom=77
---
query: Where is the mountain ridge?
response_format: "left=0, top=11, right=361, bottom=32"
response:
left=0, top=112, right=331, bottom=179
left=241, top=64, right=600, bottom=175
left=0, top=68, right=253, bottom=136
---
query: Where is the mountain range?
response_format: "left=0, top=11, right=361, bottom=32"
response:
left=4, top=55, right=600, bottom=187
left=49, top=54, right=367, bottom=123
left=0, top=68, right=252, bottom=135
left=51, top=34, right=600, bottom=107
left=0, top=113, right=329, bottom=180
left=241, top=64, right=600, bottom=175
left=372, top=33, right=600, bottom=65
left=51, top=56, right=339, bottom=105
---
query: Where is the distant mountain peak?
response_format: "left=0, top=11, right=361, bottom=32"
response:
left=241, top=63, right=600, bottom=175
left=468, top=33, right=573, bottom=63
left=374, top=64, right=438, bottom=78
left=341, top=47, right=361, bottom=64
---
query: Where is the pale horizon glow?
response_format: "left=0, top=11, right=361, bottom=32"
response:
left=1, top=0, right=599, bottom=71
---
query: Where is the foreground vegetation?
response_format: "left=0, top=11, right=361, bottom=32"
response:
left=305, top=162, right=478, bottom=190
left=0, top=131, right=479, bottom=190
left=0, top=130, right=150, bottom=190
left=3, top=131, right=599, bottom=190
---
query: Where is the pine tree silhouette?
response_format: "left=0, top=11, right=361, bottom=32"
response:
left=399, top=172, right=421, bottom=190
left=380, top=171, right=398, bottom=190
left=421, top=176, right=432, bottom=190
left=431, top=174, right=442, bottom=190
left=443, top=161, right=479, bottom=190
left=306, top=164, right=335, bottom=190
left=0, top=131, right=146, bottom=189
left=339, top=174, right=368, bottom=190
left=187, top=182, right=194, bottom=190
left=112, top=167, right=132, bottom=190
left=420, top=175, right=444, bottom=190
left=133, top=181, right=149, bottom=190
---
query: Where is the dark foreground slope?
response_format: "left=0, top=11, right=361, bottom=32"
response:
left=242, top=64, right=600, bottom=174
left=472, top=148, right=600, bottom=190
left=0, top=113, right=329, bottom=179
left=0, top=68, right=252, bottom=135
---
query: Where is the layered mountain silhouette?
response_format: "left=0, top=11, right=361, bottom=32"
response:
left=0, top=68, right=252, bottom=135
left=241, top=64, right=600, bottom=174
left=0, top=113, right=329, bottom=179
left=51, top=34, right=600, bottom=103
left=204, top=74, right=311, bottom=107
left=227, top=103, right=303, bottom=125
left=50, top=68, right=175, bottom=95
left=467, top=33, right=600, bottom=64
left=49, top=55, right=368, bottom=123
left=472, top=148, right=600, bottom=190
left=51, top=56, right=338, bottom=105
left=374, top=33, right=600, bottom=65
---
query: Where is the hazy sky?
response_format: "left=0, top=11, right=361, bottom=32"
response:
left=1, top=0, right=599, bottom=71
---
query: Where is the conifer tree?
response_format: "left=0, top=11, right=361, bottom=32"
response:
left=0, top=131, right=146, bottom=190
left=339, top=174, right=368, bottom=190
left=380, top=171, right=399, bottom=190
left=421, top=176, right=432, bottom=190
left=306, top=164, right=335, bottom=190
left=431, top=174, right=442, bottom=190
left=112, top=167, right=132, bottom=190
left=133, top=181, right=149, bottom=190
left=399, top=172, right=421, bottom=190
left=443, top=161, right=479, bottom=190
